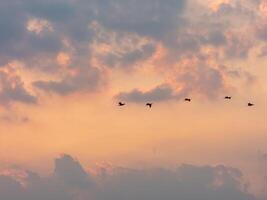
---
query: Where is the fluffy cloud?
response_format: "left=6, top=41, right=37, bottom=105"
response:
left=0, top=154, right=261, bottom=200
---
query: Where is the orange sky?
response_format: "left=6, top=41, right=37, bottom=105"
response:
left=1, top=0, right=267, bottom=197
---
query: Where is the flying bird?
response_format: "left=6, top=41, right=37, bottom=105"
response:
left=146, top=103, right=153, bottom=108
left=248, top=103, right=254, bottom=107
left=225, top=96, right=232, bottom=99
left=184, top=98, right=191, bottom=102
left=118, top=102, right=126, bottom=106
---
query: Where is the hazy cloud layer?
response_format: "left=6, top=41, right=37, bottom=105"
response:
left=0, top=154, right=261, bottom=200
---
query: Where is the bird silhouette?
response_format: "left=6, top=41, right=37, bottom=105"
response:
left=184, top=98, right=191, bottom=102
left=146, top=103, right=153, bottom=108
left=248, top=103, right=254, bottom=107
left=225, top=96, right=232, bottom=99
left=118, top=102, right=126, bottom=106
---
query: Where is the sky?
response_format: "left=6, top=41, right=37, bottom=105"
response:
left=0, top=0, right=267, bottom=199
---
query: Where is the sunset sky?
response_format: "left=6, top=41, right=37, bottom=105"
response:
left=0, top=0, right=267, bottom=199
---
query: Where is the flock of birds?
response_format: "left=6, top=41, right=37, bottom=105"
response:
left=118, top=96, right=255, bottom=108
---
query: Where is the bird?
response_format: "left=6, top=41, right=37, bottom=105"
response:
left=248, top=103, right=254, bottom=107
left=118, top=102, right=126, bottom=106
left=184, top=98, right=191, bottom=102
left=225, top=96, right=232, bottom=99
left=146, top=103, right=153, bottom=108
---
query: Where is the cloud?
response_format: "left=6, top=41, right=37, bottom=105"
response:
left=94, top=0, right=186, bottom=39
left=33, top=66, right=105, bottom=95
left=97, top=164, right=256, bottom=200
left=0, top=175, right=26, bottom=200
left=223, top=31, right=254, bottom=59
left=0, top=0, right=263, bottom=105
left=26, top=0, right=75, bottom=22
left=0, top=154, right=261, bottom=200
left=0, top=154, right=94, bottom=200
left=27, top=18, right=53, bottom=35
left=0, top=1, right=91, bottom=63
left=90, top=23, right=157, bottom=70
left=0, top=1, right=26, bottom=45
left=54, top=154, right=93, bottom=188
left=115, top=54, right=229, bottom=103
left=94, top=41, right=156, bottom=70
left=116, top=84, right=183, bottom=103
left=0, top=66, right=37, bottom=106
left=174, top=57, right=227, bottom=99
left=0, top=0, right=186, bottom=65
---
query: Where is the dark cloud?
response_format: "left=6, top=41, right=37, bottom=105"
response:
left=206, top=30, right=227, bottom=46
left=223, top=32, right=254, bottom=59
left=94, top=0, right=186, bottom=39
left=0, top=1, right=62, bottom=63
left=96, top=41, right=156, bottom=70
left=0, top=175, right=26, bottom=200
left=0, top=67, right=37, bottom=106
left=0, top=0, right=91, bottom=66
left=116, top=84, right=182, bottom=103
left=33, top=66, right=104, bottom=95
left=0, top=0, right=186, bottom=64
left=117, top=43, right=155, bottom=66
left=213, top=1, right=256, bottom=20
left=0, top=1, right=26, bottom=45
left=0, top=0, right=181, bottom=103
left=54, top=154, right=93, bottom=188
left=0, top=0, right=263, bottom=104
left=0, top=2, right=28, bottom=64
left=26, top=0, right=75, bottom=22
left=19, top=157, right=92, bottom=200
left=0, top=0, right=258, bottom=63
left=0, top=155, right=260, bottom=200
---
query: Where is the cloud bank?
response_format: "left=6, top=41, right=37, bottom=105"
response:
left=0, top=154, right=262, bottom=200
